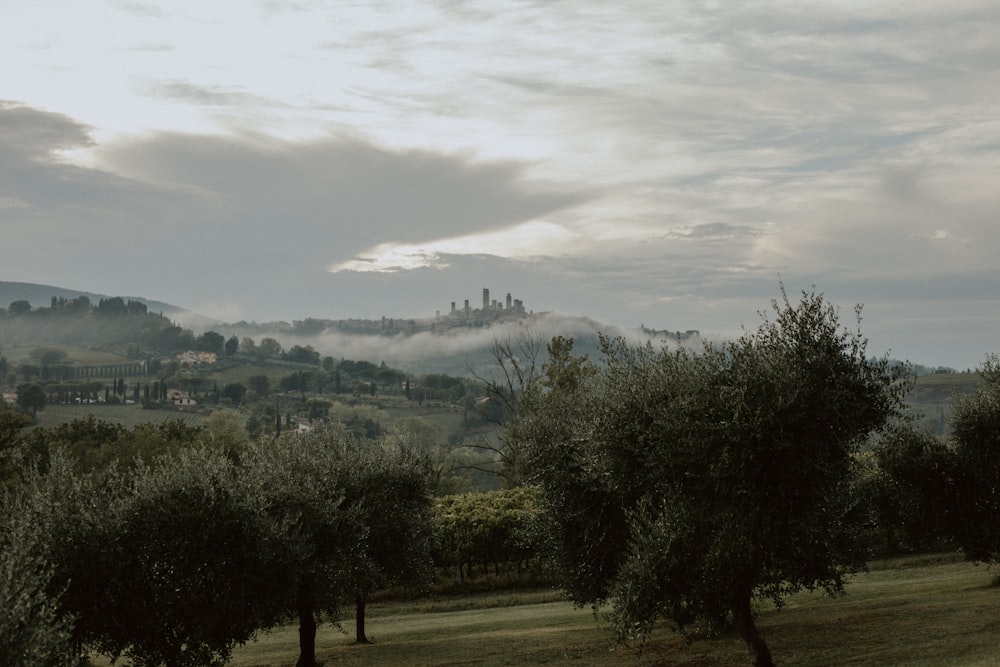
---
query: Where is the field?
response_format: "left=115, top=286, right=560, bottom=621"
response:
left=904, top=373, right=983, bottom=435
left=30, top=403, right=205, bottom=429
left=85, top=553, right=999, bottom=667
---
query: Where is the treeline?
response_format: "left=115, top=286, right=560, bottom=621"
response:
left=0, top=416, right=549, bottom=666
left=0, top=296, right=197, bottom=359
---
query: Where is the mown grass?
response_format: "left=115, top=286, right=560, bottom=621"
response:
left=119, top=554, right=997, bottom=667
left=31, top=404, right=205, bottom=429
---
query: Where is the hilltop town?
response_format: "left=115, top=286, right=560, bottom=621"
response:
left=317, top=286, right=531, bottom=336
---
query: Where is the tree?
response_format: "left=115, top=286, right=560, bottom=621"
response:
left=224, top=335, right=239, bottom=356
left=16, top=383, right=46, bottom=417
left=258, top=337, right=282, bottom=359
left=221, top=382, right=247, bottom=405
left=520, top=289, right=909, bottom=666
left=468, top=330, right=545, bottom=486
left=0, top=491, right=76, bottom=667
left=13, top=448, right=293, bottom=667
left=33, top=347, right=67, bottom=367
left=338, top=431, right=434, bottom=644
left=1, top=408, right=32, bottom=486
left=302, top=399, right=332, bottom=420
left=89, top=451, right=286, bottom=667
left=949, top=354, right=1000, bottom=563
left=195, top=331, right=225, bottom=355
left=286, top=345, right=320, bottom=365
left=234, top=426, right=358, bottom=666
left=871, top=423, right=960, bottom=555
left=8, top=300, right=31, bottom=316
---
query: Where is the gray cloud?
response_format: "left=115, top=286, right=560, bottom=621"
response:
left=1, top=101, right=591, bottom=323
left=98, top=131, right=590, bottom=257
left=145, top=81, right=278, bottom=108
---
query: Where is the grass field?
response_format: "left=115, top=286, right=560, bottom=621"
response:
left=87, top=553, right=1000, bottom=667
left=30, top=404, right=205, bottom=429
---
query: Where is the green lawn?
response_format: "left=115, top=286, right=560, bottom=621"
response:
left=31, top=404, right=204, bottom=429
left=87, top=554, right=999, bottom=667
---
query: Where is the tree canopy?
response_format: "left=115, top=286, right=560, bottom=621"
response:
left=518, top=288, right=910, bottom=666
left=949, top=354, right=1000, bottom=563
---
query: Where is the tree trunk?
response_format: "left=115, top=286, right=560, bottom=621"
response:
left=355, top=594, right=371, bottom=644
left=734, top=589, right=774, bottom=667
left=296, top=593, right=317, bottom=667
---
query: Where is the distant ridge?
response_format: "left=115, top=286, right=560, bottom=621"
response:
left=0, top=281, right=186, bottom=317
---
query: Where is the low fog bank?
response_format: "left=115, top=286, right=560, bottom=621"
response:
left=219, top=312, right=702, bottom=376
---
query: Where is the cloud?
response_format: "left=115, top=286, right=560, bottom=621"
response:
left=238, top=311, right=661, bottom=375
left=145, top=81, right=276, bottom=108
left=97, top=131, right=591, bottom=261
left=1, top=102, right=592, bottom=322
left=0, top=100, right=93, bottom=159
left=332, top=220, right=578, bottom=273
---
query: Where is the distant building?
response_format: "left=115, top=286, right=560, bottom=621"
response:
left=176, top=351, right=217, bottom=368
left=166, top=389, right=198, bottom=408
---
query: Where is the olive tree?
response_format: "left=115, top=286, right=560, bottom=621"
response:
left=93, top=451, right=287, bottom=667
left=13, top=448, right=287, bottom=667
left=949, top=354, right=1000, bottom=563
left=0, top=488, right=77, bottom=667
left=339, top=431, right=435, bottom=644
left=235, top=424, right=433, bottom=661
left=234, top=428, right=357, bottom=667
left=520, top=289, right=909, bottom=667
left=871, top=423, right=961, bottom=556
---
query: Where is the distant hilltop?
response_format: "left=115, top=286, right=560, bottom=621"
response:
left=0, top=281, right=185, bottom=319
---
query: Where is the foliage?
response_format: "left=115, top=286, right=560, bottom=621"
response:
left=18, top=416, right=205, bottom=473
left=0, top=489, right=77, bottom=667
left=392, top=416, right=474, bottom=496
left=86, top=450, right=287, bottom=667
left=221, top=382, right=247, bottom=404
left=519, top=289, right=910, bottom=666
left=233, top=423, right=433, bottom=661
left=870, top=424, right=960, bottom=555
left=16, top=382, right=46, bottom=417
left=16, top=428, right=429, bottom=667
left=1, top=408, right=33, bottom=487
left=432, top=486, right=543, bottom=580
left=0, top=297, right=197, bottom=358
left=949, top=354, right=1000, bottom=563
left=285, top=344, right=320, bottom=365
left=195, top=331, right=225, bottom=355
left=339, top=430, right=436, bottom=642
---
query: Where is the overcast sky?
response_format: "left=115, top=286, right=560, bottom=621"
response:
left=2, top=1, right=999, bottom=369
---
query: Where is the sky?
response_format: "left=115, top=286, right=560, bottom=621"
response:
left=2, top=1, right=999, bottom=370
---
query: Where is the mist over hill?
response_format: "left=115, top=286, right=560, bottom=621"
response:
left=0, top=281, right=960, bottom=377
left=0, top=281, right=188, bottom=321
left=1, top=281, right=699, bottom=375
left=217, top=312, right=695, bottom=376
